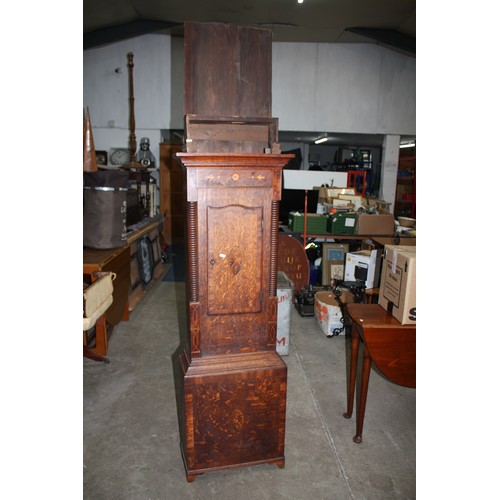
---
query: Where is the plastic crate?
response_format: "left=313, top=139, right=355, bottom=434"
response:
left=326, top=212, right=357, bottom=235
left=288, top=213, right=327, bottom=233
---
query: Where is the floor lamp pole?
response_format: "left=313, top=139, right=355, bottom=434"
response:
left=303, top=189, right=308, bottom=248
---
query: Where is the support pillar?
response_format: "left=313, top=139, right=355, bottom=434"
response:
left=380, top=135, right=400, bottom=214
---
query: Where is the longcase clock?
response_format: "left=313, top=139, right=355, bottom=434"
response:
left=176, top=152, right=293, bottom=481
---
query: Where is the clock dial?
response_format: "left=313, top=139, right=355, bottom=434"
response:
left=109, top=148, right=130, bottom=166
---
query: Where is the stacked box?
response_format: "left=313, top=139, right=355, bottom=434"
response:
left=326, top=213, right=357, bottom=235
left=288, top=212, right=327, bottom=233
left=356, top=214, right=394, bottom=234
left=314, top=291, right=355, bottom=337
left=344, top=249, right=382, bottom=289
left=378, top=245, right=416, bottom=325
left=322, top=243, right=349, bottom=286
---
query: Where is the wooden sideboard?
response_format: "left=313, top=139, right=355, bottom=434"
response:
left=159, top=143, right=184, bottom=246
left=84, top=216, right=166, bottom=323
left=126, top=216, right=166, bottom=313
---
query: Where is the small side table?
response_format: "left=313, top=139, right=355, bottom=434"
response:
left=343, top=303, right=416, bottom=443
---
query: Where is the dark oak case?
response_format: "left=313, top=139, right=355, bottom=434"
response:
left=175, top=22, right=293, bottom=482
left=176, top=153, right=293, bottom=481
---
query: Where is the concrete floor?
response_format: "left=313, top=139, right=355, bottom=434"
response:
left=83, top=278, right=416, bottom=499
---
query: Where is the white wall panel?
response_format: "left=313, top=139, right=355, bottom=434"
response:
left=314, top=43, right=382, bottom=133
left=84, top=35, right=416, bottom=154
left=377, top=50, right=416, bottom=134
left=272, top=43, right=318, bottom=131
left=83, top=35, right=171, bottom=130
left=271, top=42, right=415, bottom=135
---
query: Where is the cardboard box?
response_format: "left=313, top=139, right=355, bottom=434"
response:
left=344, top=249, right=382, bottom=289
left=321, top=243, right=349, bottom=286
left=314, top=290, right=354, bottom=337
left=366, top=198, right=392, bottom=214
left=315, top=186, right=356, bottom=204
left=356, top=214, right=394, bottom=235
left=378, top=245, right=416, bottom=325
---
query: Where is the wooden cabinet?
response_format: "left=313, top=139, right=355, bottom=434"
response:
left=159, top=143, right=184, bottom=246
left=176, top=152, right=293, bottom=482
left=126, top=217, right=165, bottom=313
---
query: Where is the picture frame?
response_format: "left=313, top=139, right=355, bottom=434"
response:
left=322, top=243, right=349, bottom=286
left=95, top=150, right=108, bottom=166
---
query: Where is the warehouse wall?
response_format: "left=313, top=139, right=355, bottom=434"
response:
left=83, top=33, right=415, bottom=141
left=83, top=35, right=171, bottom=130
left=83, top=35, right=171, bottom=166
left=272, top=42, right=415, bottom=135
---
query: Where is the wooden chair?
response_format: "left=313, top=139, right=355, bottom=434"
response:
left=83, top=272, right=116, bottom=363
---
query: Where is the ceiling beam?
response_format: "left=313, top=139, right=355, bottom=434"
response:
left=345, top=28, right=415, bottom=56
left=84, top=19, right=181, bottom=50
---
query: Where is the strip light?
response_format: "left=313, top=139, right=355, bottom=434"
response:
left=314, top=137, right=328, bottom=144
left=399, top=142, right=415, bottom=149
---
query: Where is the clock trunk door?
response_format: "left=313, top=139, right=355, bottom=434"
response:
left=207, top=205, right=263, bottom=315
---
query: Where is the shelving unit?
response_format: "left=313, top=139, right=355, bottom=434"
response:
left=394, top=153, right=416, bottom=218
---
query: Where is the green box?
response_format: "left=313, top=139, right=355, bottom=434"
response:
left=288, top=213, right=327, bottom=233
left=327, top=213, right=357, bottom=235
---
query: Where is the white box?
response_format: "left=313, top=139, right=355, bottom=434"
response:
left=276, top=272, right=294, bottom=355
left=378, top=245, right=416, bottom=325
left=344, top=249, right=382, bottom=289
left=314, top=291, right=351, bottom=337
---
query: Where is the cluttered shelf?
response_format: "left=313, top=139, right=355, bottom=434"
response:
left=280, top=205, right=416, bottom=245
left=279, top=225, right=416, bottom=242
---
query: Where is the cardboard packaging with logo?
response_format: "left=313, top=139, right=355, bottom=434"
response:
left=378, top=245, right=416, bottom=325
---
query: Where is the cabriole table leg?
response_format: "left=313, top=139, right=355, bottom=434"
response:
left=353, top=345, right=372, bottom=443
left=343, top=326, right=360, bottom=419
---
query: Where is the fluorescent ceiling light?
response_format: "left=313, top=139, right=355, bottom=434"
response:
left=399, top=142, right=415, bottom=149
left=314, top=137, right=328, bottom=144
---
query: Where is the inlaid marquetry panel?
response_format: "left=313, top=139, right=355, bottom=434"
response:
left=207, top=205, right=263, bottom=315
left=196, top=169, right=272, bottom=188
left=184, top=366, right=286, bottom=470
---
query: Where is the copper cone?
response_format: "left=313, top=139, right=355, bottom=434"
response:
left=83, top=107, right=98, bottom=172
